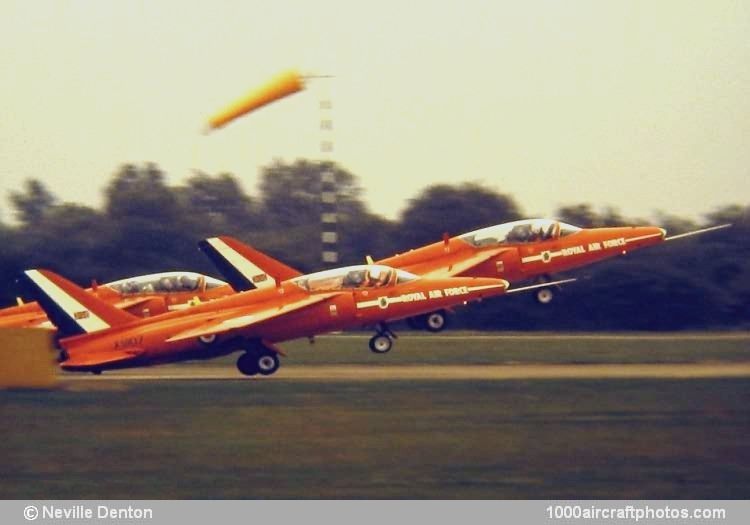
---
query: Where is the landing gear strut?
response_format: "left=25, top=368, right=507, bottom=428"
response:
left=369, top=323, right=396, bottom=354
left=237, top=345, right=280, bottom=376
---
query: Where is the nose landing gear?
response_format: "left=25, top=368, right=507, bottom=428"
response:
left=369, top=334, right=393, bottom=353
left=369, top=322, right=397, bottom=354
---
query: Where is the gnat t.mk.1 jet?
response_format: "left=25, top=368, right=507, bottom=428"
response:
left=375, top=219, right=731, bottom=331
left=20, top=259, right=510, bottom=376
left=199, top=236, right=574, bottom=352
left=0, top=271, right=233, bottom=329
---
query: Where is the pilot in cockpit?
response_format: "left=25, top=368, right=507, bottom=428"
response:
left=178, top=274, right=198, bottom=291
left=160, top=277, right=175, bottom=291
left=531, top=224, right=548, bottom=242
left=343, top=270, right=366, bottom=288
left=368, top=267, right=391, bottom=287
left=507, top=224, right=533, bottom=243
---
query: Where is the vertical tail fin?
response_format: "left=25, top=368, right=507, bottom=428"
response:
left=19, top=269, right=138, bottom=337
left=198, top=236, right=302, bottom=292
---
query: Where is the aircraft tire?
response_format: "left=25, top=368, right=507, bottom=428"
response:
left=533, top=275, right=556, bottom=305
left=535, top=287, right=554, bottom=305
left=369, top=334, right=393, bottom=354
left=199, top=334, right=219, bottom=346
left=257, top=352, right=280, bottom=376
left=424, top=310, right=448, bottom=332
left=236, top=352, right=260, bottom=376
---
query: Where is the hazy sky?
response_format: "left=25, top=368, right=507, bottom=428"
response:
left=2, top=0, right=749, bottom=223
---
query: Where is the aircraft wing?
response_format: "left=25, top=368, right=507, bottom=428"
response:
left=63, top=348, right=144, bottom=368
left=0, top=312, right=50, bottom=329
left=407, top=248, right=508, bottom=279
left=165, top=293, right=338, bottom=343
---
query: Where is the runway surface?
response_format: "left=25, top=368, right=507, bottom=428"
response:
left=60, top=362, right=750, bottom=382
left=325, top=332, right=750, bottom=340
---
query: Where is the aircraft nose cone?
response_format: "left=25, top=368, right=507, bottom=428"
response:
left=659, top=228, right=667, bottom=238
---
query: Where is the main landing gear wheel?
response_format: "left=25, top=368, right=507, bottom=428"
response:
left=535, top=287, right=554, bottom=305
left=533, top=275, right=556, bottom=305
left=257, top=353, right=280, bottom=376
left=236, top=349, right=281, bottom=377
left=424, top=310, right=448, bottom=332
left=237, top=352, right=259, bottom=376
left=406, top=311, right=449, bottom=332
left=369, top=334, right=393, bottom=354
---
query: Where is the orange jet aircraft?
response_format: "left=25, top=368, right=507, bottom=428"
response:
left=199, top=235, right=575, bottom=348
left=0, top=271, right=233, bottom=330
left=376, top=219, right=730, bottom=330
left=20, top=255, right=511, bottom=376
left=200, top=220, right=729, bottom=334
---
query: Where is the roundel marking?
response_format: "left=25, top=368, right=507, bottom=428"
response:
left=378, top=296, right=389, bottom=309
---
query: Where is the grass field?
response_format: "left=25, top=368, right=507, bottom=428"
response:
left=1, top=334, right=749, bottom=499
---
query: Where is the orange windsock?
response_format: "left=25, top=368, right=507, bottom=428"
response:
left=206, top=70, right=305, bottom=131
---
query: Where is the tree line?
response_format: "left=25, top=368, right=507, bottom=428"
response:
left=0, top=160, right=747, bottom=330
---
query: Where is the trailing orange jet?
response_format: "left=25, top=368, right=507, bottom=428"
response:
left=0, top=271, right=232, bottom=329
left=20, top=255, right=512, bottom=376
left=199, top=236, right=575, bottom=347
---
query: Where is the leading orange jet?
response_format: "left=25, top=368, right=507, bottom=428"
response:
left=375, top=219, right=730, bottom=331
left=20, top=255, right=511, bottom=376
left=0, top=271, right=233, bottom=330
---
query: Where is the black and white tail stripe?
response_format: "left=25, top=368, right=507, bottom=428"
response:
left=201, top=237, right=277, bottom=291
left=23, top=270, right=110, bottom=335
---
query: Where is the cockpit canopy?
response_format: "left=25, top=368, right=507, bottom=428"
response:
left=293, top=265, right=419, bottom=293
left=106, top=272, right=226, bottom=295
left=459, top=219, right=581, bottom=247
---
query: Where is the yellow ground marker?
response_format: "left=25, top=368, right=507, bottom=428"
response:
left=0, top=328, right=57, bottom=389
